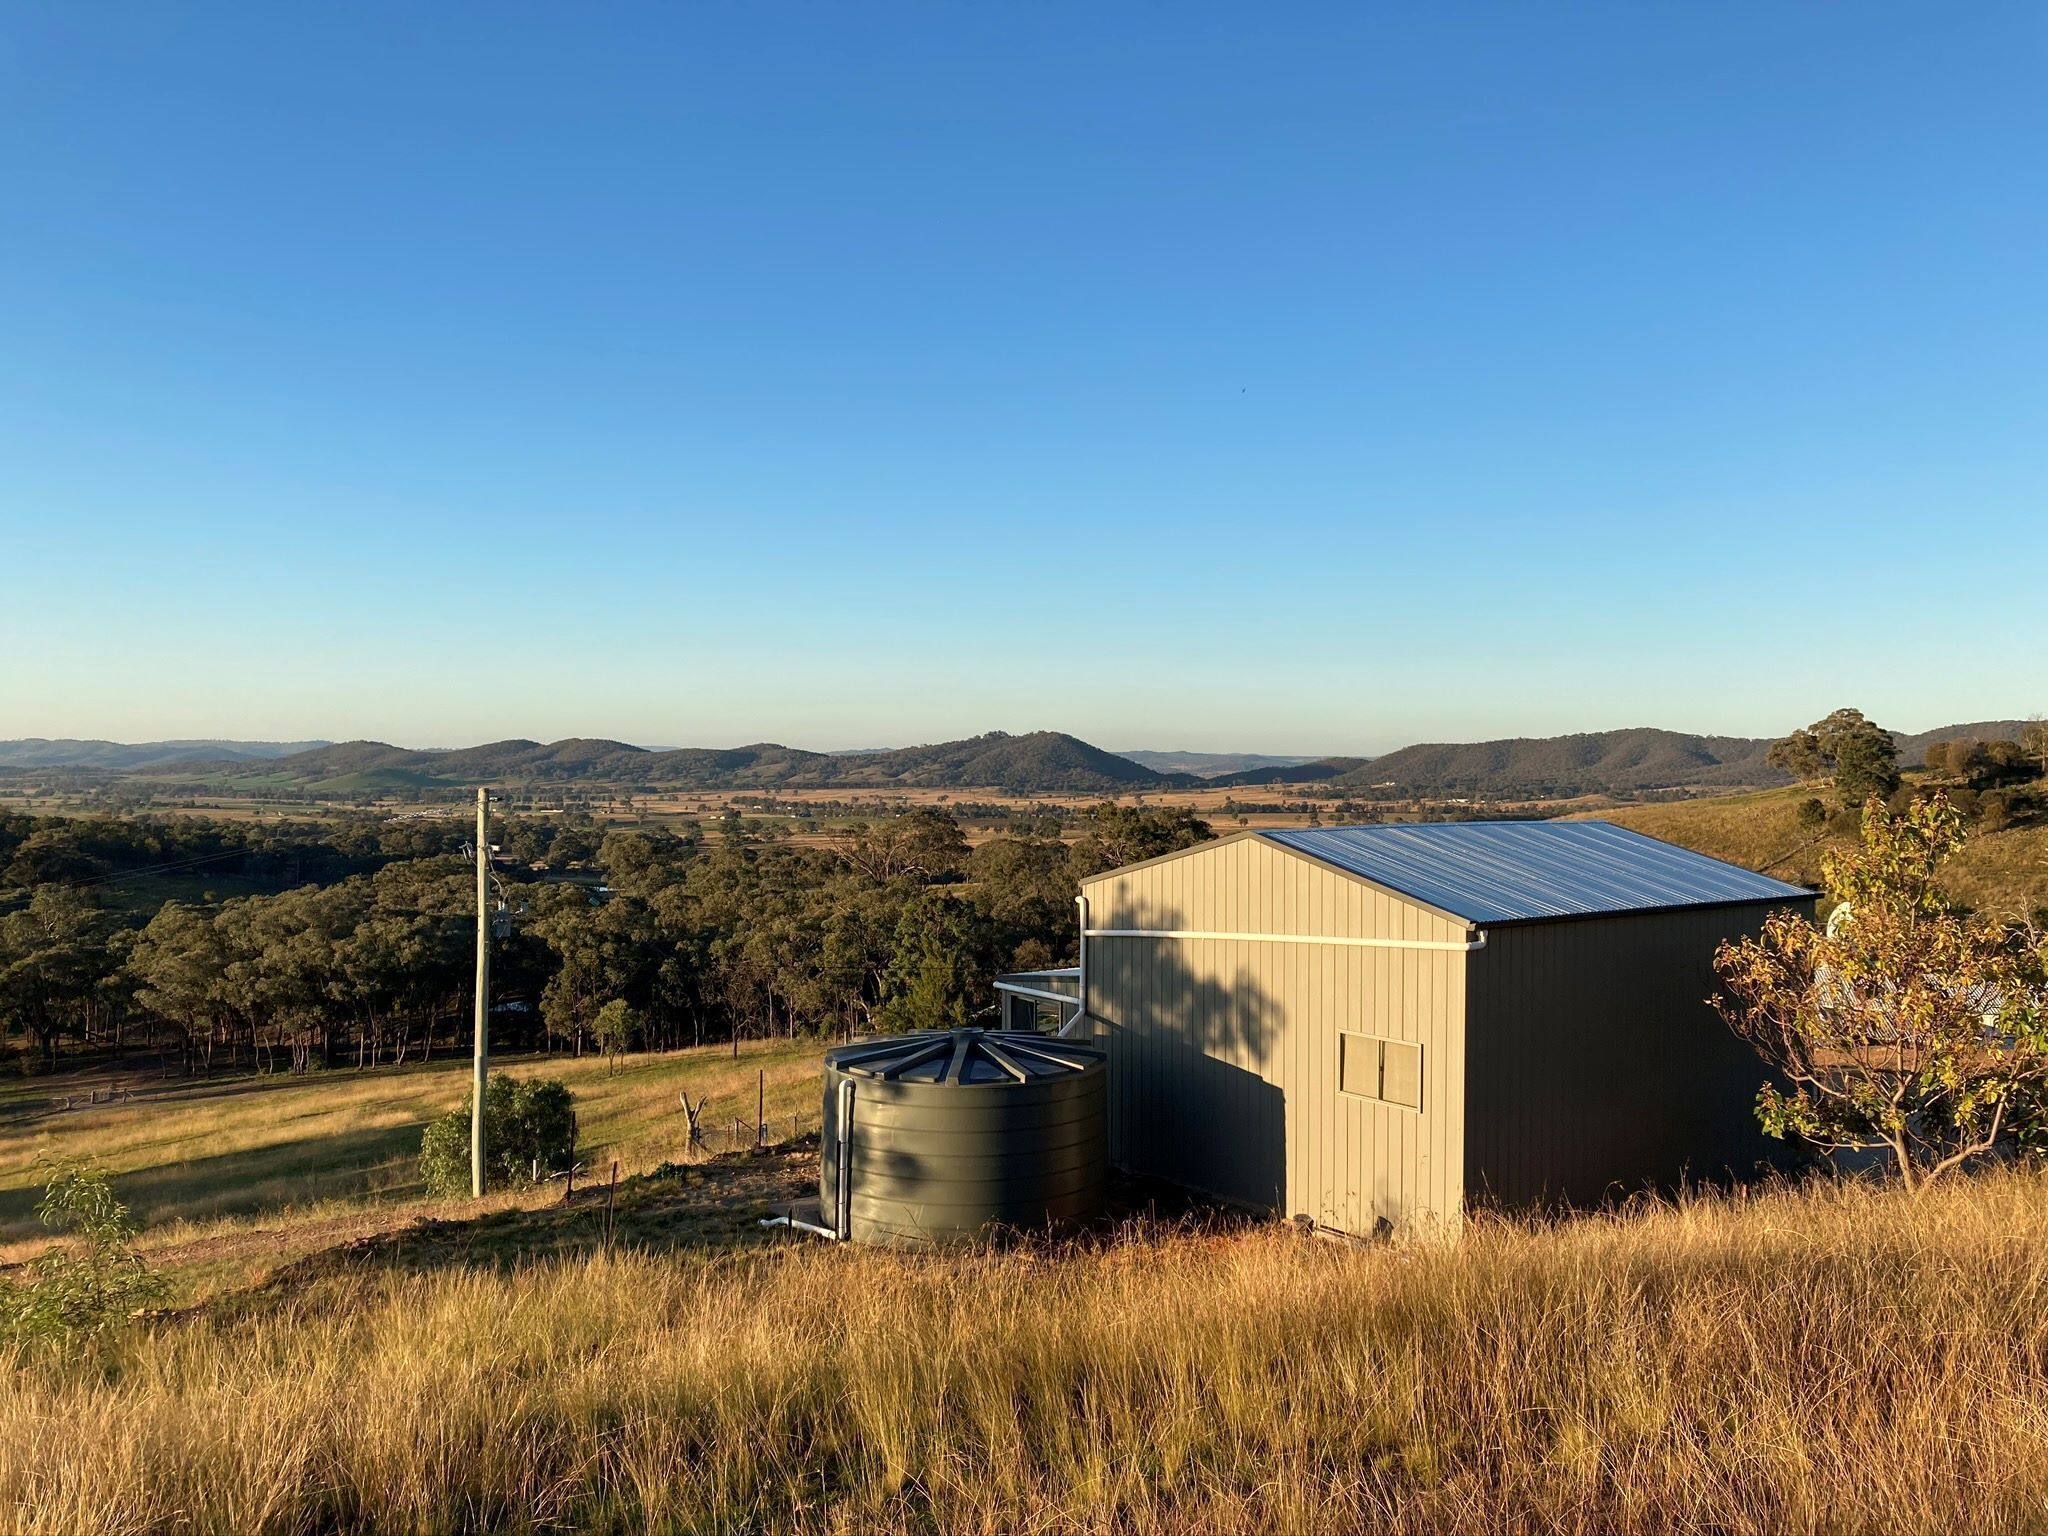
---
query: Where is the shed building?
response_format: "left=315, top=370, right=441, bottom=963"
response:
left=1067, top=821, right=1813, bottom=1233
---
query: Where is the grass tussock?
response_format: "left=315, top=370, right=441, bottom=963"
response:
left=6, top=1167, right=2048, bottom=1534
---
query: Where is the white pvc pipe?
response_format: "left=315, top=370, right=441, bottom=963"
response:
left=833, top=1077, right=855, bottom=1240
left=1075, top=894, right=1090, bottom=1010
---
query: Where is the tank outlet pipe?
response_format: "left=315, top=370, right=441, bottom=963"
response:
left=834, top=1077, right=855, bottom=1240
left=760, top=1212, right=842, bottom=1240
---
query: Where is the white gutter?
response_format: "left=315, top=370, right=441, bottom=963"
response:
left=1083, top=926, right=1488, bottom=953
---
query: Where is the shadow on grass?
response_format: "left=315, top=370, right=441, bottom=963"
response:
left=0, top=1121, right=429, bottom=1241
left=252, top=1141, right=822, bottom=1296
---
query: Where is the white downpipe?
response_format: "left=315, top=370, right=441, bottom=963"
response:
left=1060, top=894, right=1091, bottom=1040
left=833, top=1077, right=855, bottom=1240
left=1076, top=896, right=1090, bottom=1006
left=1083, top=926, right=1488, bottom=953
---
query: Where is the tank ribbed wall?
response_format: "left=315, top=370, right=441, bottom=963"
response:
left=820, top=1029, right=1108, bottom=1247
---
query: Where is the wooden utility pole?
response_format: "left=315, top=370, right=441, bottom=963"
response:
left=471, top=787, right=490, bottom=1199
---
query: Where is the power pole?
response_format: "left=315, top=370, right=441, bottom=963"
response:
left=471, top=787, right=490, bottom=1199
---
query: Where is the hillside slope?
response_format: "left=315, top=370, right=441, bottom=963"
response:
left=1581, top=785, right=2048, bottom=919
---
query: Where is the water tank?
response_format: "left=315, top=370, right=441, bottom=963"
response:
left=819, top=1027, right=1108, bottom=1247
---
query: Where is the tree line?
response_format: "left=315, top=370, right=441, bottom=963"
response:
left=0, top=802, right=1215, bottom=1075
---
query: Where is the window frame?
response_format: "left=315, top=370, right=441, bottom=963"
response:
left=1337, top=1030, right=1424, bottom=1114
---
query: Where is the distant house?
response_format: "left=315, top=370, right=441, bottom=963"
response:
left=1029, top=822, right=1814, bottom=1234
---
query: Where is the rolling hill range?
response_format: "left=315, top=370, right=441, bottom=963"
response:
left=1218, top=720, right=2041, bottom=799
left=210, top=731, right=1188, bottom=794
left=9, top=718, right=2032, bottom=797
left=0, top=738, right=328, bottom=770
left=1300, top=728, right=1787, bottom=797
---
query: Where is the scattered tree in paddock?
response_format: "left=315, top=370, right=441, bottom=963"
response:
left=591, top=998, right=642, bottom=1072
left=1766, top=707, right=1900, bottom=805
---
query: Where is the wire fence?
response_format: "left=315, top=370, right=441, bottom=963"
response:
left=683, top=1108, right=823, bottom=1157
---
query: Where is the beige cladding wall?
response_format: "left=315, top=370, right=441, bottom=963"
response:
left=1082, top=834, right=1471, bottom=1233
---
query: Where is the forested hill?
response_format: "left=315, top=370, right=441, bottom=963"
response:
left=1258, top=720, right=2041, bottom=799
left=225, top=731, right=1190, bottom=793
left=0, top=738, right=327, bottom=770
left=1308, top=729, right=1785, bottom=797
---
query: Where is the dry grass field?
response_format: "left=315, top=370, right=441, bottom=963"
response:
left=0, top=1041, right=823, bottom=1301
left=5, top=1163, right=2047, bottom=1534
left=1582, top=783, right=2048, bottom=920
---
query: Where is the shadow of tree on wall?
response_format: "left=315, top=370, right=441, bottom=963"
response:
left=1084, top=899, right=1288, bottom=1214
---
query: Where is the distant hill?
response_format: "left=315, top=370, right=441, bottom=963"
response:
left=1117, top=750, right=1325, bottom=779
left=0, top=738, right=328, bottom=770
left=224, top=731, right=1188, bottom=793
left=1287, top=719, right=2044, bottom=798
left=16, top=718, right=2034, bottom=797
left=1337, top=728, right=1784, bottom=797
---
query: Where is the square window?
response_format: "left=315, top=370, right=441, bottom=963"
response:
left=1339, top=1031, right=1422, bottom=1111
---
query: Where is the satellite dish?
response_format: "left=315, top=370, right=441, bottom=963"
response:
left=1826, top=902, right=1854, bottom=938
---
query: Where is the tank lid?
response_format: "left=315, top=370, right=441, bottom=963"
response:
left=826, top=1028, right=1104, bottom=1086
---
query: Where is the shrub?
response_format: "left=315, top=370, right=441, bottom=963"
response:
left=1714, top=795, right=2048, bottom=1189
left=419, top=1075, right=578, bottom=1196
left=1794, top=797, right=1828, bottom=831
left=0, top=1160, right=166, bottom=1345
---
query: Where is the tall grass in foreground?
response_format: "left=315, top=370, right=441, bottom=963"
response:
left=6, top=1169, right=2048, bottom=1535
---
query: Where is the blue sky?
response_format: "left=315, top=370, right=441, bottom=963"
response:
left=2, top=4, right=2042, bottom=754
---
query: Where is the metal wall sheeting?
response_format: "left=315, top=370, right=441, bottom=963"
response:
left=1462, top=900, right=1816, bottom=1208
left=1082, top=834, right=1468, bottom=1231
left=1264, top=821, right=1812, bottom=925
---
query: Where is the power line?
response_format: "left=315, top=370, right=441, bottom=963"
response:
left=0, top=845, right=262, bottom=910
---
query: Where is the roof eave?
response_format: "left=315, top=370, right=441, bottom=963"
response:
left=1472, top=889, right=1820, bottom=930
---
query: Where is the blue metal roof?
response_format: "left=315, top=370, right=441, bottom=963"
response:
left=1263, top=821, right=1811, bottom=926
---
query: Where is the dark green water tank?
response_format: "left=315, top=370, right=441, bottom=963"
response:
left=819, top=1028, right=1108, bottom=1247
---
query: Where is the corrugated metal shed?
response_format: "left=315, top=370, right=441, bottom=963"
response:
left=1263, top=821, right=1810, bottom=926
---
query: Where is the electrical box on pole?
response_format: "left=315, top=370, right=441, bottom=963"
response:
left=471, top=787, right=490, bottom=1199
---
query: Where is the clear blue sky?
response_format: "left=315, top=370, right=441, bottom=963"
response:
left=2, top=4, right=2042, bottom=754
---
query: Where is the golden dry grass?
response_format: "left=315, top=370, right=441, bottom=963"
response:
left=1585, top=786, right=2048, bottom=920
left=6, top=1166, right=2048, bottom=1534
